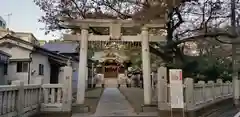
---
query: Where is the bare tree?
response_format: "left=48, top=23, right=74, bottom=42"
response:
left=34, top=0, right=240, bottom=59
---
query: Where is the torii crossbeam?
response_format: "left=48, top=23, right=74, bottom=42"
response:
left=60, top=18, right=167, bottom=106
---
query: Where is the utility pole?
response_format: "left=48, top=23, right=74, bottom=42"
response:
left=5, top=13, right=12, bottom=29
left=231, top=0, right=240, bottom=105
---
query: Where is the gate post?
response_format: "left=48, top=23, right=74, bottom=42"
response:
left=184, top=78, right=194, bottom=110
left=62, top=62, right=73, bottom=112
left=141, top=26, right=152, bottom=105
left=12, top=80, right=24, bottom=117
left=77, top=25, right=89, bottom=105
left=157, top=66, right=168, bottom=110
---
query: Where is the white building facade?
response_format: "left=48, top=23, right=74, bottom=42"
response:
left=0, top=34, right=74, bottom=84
left=0, top=16, right=6, bottom=29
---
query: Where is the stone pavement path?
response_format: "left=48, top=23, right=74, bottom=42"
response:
left=93, top=88, right=137, bottom=116
left=71, top=88, right=158, bottom=117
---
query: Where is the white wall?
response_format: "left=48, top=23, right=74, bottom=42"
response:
left=0, top=46, right=31, bottom=84
left=31, top=53, right=51, bottom=84
left=0, top=46, right=30, bottom=59
left=6, top=63, right=29, bottom=84
left=0, top=45, right=51, bottom=84
left=14, top=33, right=40, bottom=45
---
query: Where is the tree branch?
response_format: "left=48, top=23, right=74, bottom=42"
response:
left=169, top=32, right=236, bottom=47
left=92, top=0, right=132, bottom=19
left=172, top=7, right=184, bottom=30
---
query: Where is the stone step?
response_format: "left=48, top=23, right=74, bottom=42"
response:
left=105, top=78, right=118, bottom=87
left=72, top=104, right=90, bottom=113
left=141, top=104, right=158, bottom=112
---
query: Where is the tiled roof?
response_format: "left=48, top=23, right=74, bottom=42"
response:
left=0, top=50, right=11, bottom=57
left=43, top=43, right=79, bottom=53
left=0, top=34, right=72, bottom=60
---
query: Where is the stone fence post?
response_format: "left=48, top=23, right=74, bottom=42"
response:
left=198, top=81, right=206, bottom=101
left=157, top=66, right=168, bottom=110
left=36, top=78, right=43, bottom=111
left=208, top=81, right=215, bottom=101
left=62, top=65, right=73, bottom=112
left=216, top=79, right=223, bottom=84
left=12, top=80, right=24, bottom=117
left=216, top=79, right=223, bottom=96
left=184, top=78, right=194, bottom=110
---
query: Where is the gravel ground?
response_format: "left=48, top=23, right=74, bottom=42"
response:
left=34, top=88, right=104, bottom=117
left=84, top=88, right=105, bottom=114
left=119, top=87, right=144, bottom=113
left=119, top=87, right=157, bottom=113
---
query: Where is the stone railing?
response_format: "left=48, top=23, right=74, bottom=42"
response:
left=41, top=84, right=64, bottom=112
left=0, top=85, right=20, bottom=117
left=23, top=84, right=42, bottom=116
left=0, top=83, right=41, bottom=117
left=0, top=65, right=73, bottom=117
left=0, top=82, right=71, bottom=117
left=184, top=78, right=232, bottom=110
left=157, top=72, right=233, bottom=117
left=158, top=78, right=233, bottom=110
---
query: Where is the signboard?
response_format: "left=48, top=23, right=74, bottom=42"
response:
left=169, top=69, right=184, bottom=108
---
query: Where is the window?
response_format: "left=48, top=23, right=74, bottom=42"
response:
left=4, top=64, right=8, bottom=75
left=2, top=23, right=5, bottom=28
left=39, top=64, right=44, bottom=75
left=17, top=62, right=28, bottom=72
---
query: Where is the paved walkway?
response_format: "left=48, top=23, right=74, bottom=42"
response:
left=71, top=88, right=157, bottom=117
left=93, top=88, right=137, bottom=116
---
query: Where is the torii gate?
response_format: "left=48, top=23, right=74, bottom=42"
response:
left=60, top=18, right=166, bottom=105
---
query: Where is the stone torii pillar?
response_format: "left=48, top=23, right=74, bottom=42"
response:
left=60, top=18, right=166, bottom=105
left=141, top=26, right=152, bottom=105
left=77, top=24, right=89, bottom=105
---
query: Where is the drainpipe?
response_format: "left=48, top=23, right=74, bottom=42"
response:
left=28, top=52, right=32, bottom=84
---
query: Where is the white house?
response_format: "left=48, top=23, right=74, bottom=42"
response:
left=0, top=34, right=75, bottom=84
left=42, top=41, right=95, bottom=91
left=0, top=16, right=6, bottom=29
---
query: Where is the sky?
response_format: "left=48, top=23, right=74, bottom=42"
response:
left=0, top=0, right=59, bottom=41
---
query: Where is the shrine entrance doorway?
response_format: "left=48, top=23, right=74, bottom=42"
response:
left=103, top=59, right=124, bottom=78
left=94, top=51, right=131, bottom=79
